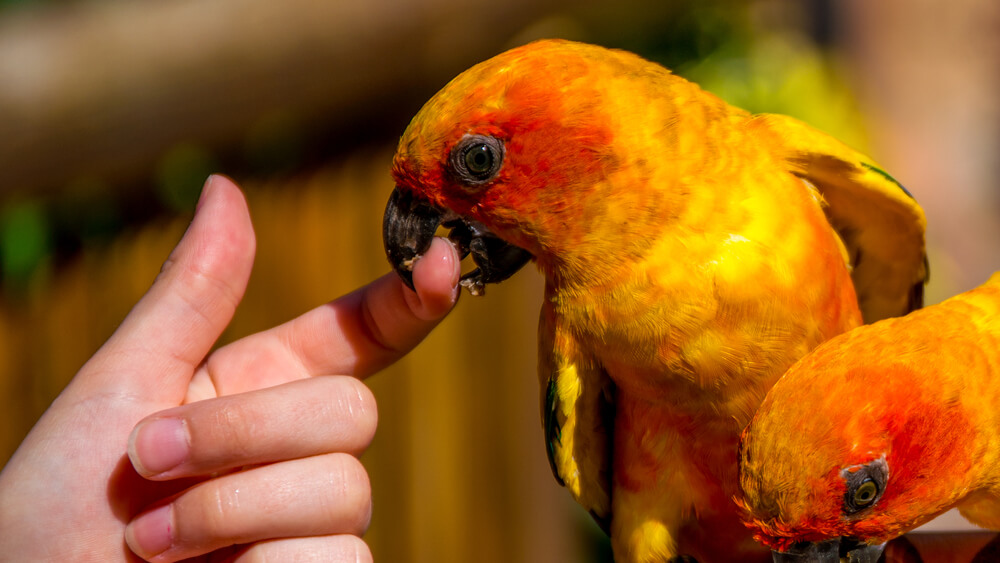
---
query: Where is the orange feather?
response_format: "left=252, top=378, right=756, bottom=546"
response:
left=390, top=39, right=927, bottom=561
left=740, top=273, right=1000, bottom=550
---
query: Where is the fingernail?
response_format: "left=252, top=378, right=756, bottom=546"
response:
left=171, top=176, right=215, bottom=253
left=447, top=244, right=461, bottom=304
left=126, top=504, right=174, bottom=558
left=195, top=175, right=216, bottom=213
left=445, top=239, right=461, bottom=288
left=129, top=418, right=190, bottom=476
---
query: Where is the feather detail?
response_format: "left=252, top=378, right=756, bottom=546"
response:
left=388, top=39, right=928, bottom=562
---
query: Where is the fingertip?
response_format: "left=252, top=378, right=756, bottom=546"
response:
left=125, top=503, right=174, bottom=560
left=194, top=175, right=255, bottom=249
left=162, top=173, right=254, bottom=281
left=192, top=174, right=237, bottom=218
left=96, top=173, right=257, bottom=397
left=407, top=237, right=460, bottom=320
left=194, top=174, right=216, bottom=212
left=128, top=416, right=190, bottom=478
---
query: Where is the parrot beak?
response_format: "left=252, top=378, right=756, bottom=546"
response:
left=771, top=538, right=885, bottom=563
left=382, top=186, right=532, bottom=296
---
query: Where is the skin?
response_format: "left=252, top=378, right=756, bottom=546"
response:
left=740, top=273, right=1000, bottom=553
left=388, top=39, right=925, bottom=562
left=0, top=175, right=461, bottom=562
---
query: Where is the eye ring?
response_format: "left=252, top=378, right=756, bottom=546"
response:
left=449, top=134, right=505, bottom=186
left=842, top=457, right=888, bottom=515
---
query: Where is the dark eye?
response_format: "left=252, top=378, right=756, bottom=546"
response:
left=450, top=134, right=504, bottom=185
left=842, top=457, right=888, bottom=514
left=852, top=480, right=878, bottom=507
left=464, top=144, right=494, bottom=175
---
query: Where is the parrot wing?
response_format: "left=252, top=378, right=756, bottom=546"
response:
left=538, top=300, right=615, bottom=530
left=753, top=114, right=929, bottom=322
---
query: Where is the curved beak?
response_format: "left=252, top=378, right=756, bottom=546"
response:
left=382, top=187, right=442, bottom=291
left=772, top=538, right=884, bottom=563
left=382, top=186, right=532, bottom=295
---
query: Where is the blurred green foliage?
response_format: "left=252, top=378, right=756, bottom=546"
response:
left=53, top=177, right=123, bottom=245
left=154, top=143, right=219, bottom=213
left=244, top=111, right=308, bottom=176
left=684, top=32, right=866, bottom=150
left=0, top=201, right=50, bottom=291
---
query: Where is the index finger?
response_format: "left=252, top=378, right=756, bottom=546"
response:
left=186, top=237, right=460, bottom=400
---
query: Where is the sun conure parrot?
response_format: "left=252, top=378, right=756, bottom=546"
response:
left=382, top=39, right=928, bottom=562
left=739, top=272, right=1000, bottom=562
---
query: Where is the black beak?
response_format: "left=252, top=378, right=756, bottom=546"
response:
left=772, top=538, right=884, bottom=563
left=382, top=187, right=442, bottom=291
left=382, top=186, right=532, bottom=295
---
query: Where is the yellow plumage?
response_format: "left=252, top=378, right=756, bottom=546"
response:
left=385, top=40, right=927, bottom=561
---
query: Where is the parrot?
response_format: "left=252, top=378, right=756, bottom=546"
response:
left=739, top=272, right=1000, bottom=563
left=382, top=39, right=928, bottom=562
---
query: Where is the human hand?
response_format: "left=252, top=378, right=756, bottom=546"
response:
left=0, top=175, right=461, bottom=562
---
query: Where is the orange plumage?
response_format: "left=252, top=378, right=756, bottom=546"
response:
left=384, top=39, right=927, bottom=561
left=740, top=273, right=1000, bottom=557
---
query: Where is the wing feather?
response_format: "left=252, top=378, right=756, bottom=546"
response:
left=754, top=114, right=929, bottom=321
left=538, top=301, right=614, bottom=529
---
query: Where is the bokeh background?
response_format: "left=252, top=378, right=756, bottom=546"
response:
left=1, top=0, right=997, bottom=561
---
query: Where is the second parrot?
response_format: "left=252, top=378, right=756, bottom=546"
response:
left=740, top=273, right=1000, bottom=562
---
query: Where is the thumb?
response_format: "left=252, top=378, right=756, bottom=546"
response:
left=71, top=175, right=256, bottom=406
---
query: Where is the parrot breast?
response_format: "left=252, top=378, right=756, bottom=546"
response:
left=384, top=38, right=929, bottom=563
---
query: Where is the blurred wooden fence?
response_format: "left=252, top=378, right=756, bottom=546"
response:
left=0, top=1, right=708, bottom=559
left=0, top=150, right=605, bottom=562
left=2, top=0, right=995, bottom=558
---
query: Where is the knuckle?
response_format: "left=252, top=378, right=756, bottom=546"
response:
left=318, top=454, right=372, bottom=534
left=342, top=536, right=374, bottom=563
left=202, top=481, right=243, bottom=532
left=204, top=400, right=260, bottom=459
left=239, top=536, right=373, bottom=563
left=317, top=377, right=378, bottom=451
left=169, top=481, right=241, bottom=552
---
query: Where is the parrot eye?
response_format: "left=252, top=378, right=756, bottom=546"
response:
left=465, top=145, right=493, bottom=174
left=852, top=480, right=878, bottom=506
left=449, top=134, right=505, bottom=186
left=841, top=457, right=888, bottom=515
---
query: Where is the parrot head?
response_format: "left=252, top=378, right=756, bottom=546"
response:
left=737, top=324, right=978, bottom=562
left=383, top=39, right=716, bottom=294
